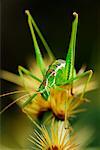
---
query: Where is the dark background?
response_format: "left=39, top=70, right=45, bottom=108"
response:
left=1, top=0, right=100, bottom=149
left=1, top=0, right=100, bottom=71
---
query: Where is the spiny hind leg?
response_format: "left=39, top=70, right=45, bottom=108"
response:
left=65, top=13, right=78, bottom=81
left=25, top=10, right=55, bottom=62
left=25, top=10, right=46, bottom=76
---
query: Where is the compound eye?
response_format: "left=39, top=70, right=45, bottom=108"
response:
left=58, top=63, right=61, bottom=66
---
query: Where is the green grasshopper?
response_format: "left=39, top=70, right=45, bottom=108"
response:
left=18, top=10, right=92, bottom=108
left=0, top=10, right=93, bottom=113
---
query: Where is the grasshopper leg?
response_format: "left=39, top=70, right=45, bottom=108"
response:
left=22, top=93, right=37, bottom=108
left=65, top=12, right=78, bottom=80
left=79, top=70, right=93, bottom=99
left=25, top=10, right=46, bottom=76
left=64, top=70, right=93, bottom=100
left=18, top=65, right=42, bottom=93
left=18, top=66, right=42, bottom=82
left=25, top=10, right=55, bottom=62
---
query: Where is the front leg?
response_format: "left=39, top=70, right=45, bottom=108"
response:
left=18, top=66, right=42, bottom=82
left=18, top=66, right=42, bottom=95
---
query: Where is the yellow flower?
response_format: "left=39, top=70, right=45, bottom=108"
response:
left=0, top=58, right=97, bottom=121
left=21, top=67, right=97, bottom=121
left=28, top=119, right=77, bottom=150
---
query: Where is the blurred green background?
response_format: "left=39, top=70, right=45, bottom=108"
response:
left=1, top=0, right=100, bottom=149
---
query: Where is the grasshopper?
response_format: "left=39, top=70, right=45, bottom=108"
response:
left=0, top=11, right=93, bottom=113
left=19, top=10, right=92, bottom=107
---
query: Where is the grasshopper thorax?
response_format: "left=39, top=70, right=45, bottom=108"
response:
left=39, top=59, right=66, bottom=100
